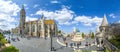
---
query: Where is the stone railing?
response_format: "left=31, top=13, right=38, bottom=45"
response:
left=104, top=39, right=118, bottom=52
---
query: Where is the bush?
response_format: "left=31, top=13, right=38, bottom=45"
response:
left=82, top=32, right=85, bottom=38
left=1, top=39, right=7, bottom=44
left=91, top=32, right=94, bottom=38
left=106, top=48, right=110, bottom=52
left=0, top=34, right=4, bottom=40
left=1, top=46, right=19, bottom=52
left=110, top=39, right=120, bottom=49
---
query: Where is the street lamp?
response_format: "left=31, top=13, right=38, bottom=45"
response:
left=50, top=25, right=54, bottom=51
left=8, top=30, right=11, bottom=43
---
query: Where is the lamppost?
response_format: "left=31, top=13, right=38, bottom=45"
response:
left=50, top=25, right=54, bottom=51
left=8, top=30, right=11, bottom=43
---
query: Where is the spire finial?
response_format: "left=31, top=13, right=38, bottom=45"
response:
left=104, top=14, right=106, bottom=18
left=41, top=13, right=44, bottom=19
left=22, top=4, right=24, bottom=9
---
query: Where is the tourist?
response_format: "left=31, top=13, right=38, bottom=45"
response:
left=85, top=42, right=88, bottom=47
left=77, top=43, right=79, bottom=48
left=17, top=37, right=20, bottom=41
left=66, top=42, right=68, bottom=47
left=89, top=43, right=91, bottom=46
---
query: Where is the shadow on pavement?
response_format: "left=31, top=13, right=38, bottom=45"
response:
left=54, top=46, right=65, bottom=51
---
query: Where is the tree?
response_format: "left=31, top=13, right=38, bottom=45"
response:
left=58, top=30, right=62, bottom=35
left=82, top=32, right=85, bottom=38
left=91, top=32, right=94, bottom=38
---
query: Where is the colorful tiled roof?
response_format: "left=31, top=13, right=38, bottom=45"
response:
left=44, top=20, right=55, bottom=25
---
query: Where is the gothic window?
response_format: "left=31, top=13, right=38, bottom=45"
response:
left=39, top=25, right=41, bottom=30
left=32, top=25, right=35, bottom=32
left=45, top=25, right=47, bottom=28
left=27, top=27, right=29, bottom=32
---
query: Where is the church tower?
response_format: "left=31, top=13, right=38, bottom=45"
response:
left=99, top=14, right=109, bottom=37
left=100, top=14, right=108, bottom=31
left=19, top=5, right=26, bottom=35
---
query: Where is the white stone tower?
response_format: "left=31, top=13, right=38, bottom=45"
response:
left=73, top=27, right=77, bottom=34
left=19, top=5, right=26, bottom=35
left=40, top=14, right=45, bottom=37
left=96, top=14, right=109, bottom=47
left=100, top=14, right=109, bottom=32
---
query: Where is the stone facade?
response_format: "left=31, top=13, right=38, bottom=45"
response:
left=95, top=14, right=109, bottom=47
left=12, top=5, right=58, bottom=38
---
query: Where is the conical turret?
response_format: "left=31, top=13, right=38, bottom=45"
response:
left=101, top=14, right=108, bottom=27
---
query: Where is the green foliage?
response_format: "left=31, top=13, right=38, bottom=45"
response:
left=110, top=39, right=120, bottom=49
left=58, top=30, right=61, bottom=34
left=0, top=33, right=19, bottom=52
left=82, top=32, right=85, bottom=38
left=67, top=34, right=70, bottom=37
left=0, top=34, right=4, bottom=40
left=91, top=32, right=94, bottom=38
left=1, top=46, right=19, bottom=52
left=1, top=39, right=7, bottom=44
left=106, top=48, right=110, bottom=52
left=0, top=33, right=7, bottom=45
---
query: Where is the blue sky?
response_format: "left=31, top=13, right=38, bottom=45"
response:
left=0, top=0, right=120, bottom=33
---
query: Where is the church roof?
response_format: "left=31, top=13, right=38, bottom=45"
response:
left=44, top=20, right=55, bottom=25
left=101, top=14, right=108, bottom=26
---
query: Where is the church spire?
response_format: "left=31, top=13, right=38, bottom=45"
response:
left=41, top=13, right=44, bottom=19
left=22, top=4, right=24, bottom=9
left=101, top=14, right=108, bottom=26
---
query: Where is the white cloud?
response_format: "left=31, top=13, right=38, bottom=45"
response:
left=26, top=16, right=38, bottom=22
left=118, top=20, right=120, bottom=23
left=24, top=4, right=27, bottom=7
left=33, top=4, right=38, bottom=8
left=26, top=7, right=29, bottom=10
left=51, top=0, right=59, bottom=3
left=30, top=14, right=34, bottom=16
left=36, top=6, right=74, bottom=25
left=35, top=5, right=103, bottom=27
left=0, top=0, right=20, bottom=30
left=74, top=15, right=102, bottom=26
left=109, top=13, right=116, bottom=18
left=58, top=25, right=61, bottom=27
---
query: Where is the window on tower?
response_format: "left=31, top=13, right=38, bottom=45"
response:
left=32, top=25, right=35, bottom=32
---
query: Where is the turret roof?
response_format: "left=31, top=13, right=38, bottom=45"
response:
left=101, top=14, right=108, bottom=26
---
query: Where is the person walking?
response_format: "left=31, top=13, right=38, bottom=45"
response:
left=17, top=37, right=20, bottom=41
left=66, top=42, right=68, bottom=47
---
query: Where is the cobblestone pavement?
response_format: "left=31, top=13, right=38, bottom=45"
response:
left=10, top=35, right=73, bottom=52
left=4, top=34, right=104, bottom=52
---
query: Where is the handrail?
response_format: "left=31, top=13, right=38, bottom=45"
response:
left=104, top=39, right=118, bottom=51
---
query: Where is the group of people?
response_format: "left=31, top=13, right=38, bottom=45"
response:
left=11, top=37, right=20, bottom=42
left=70, top=42, right=81, bottom=48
